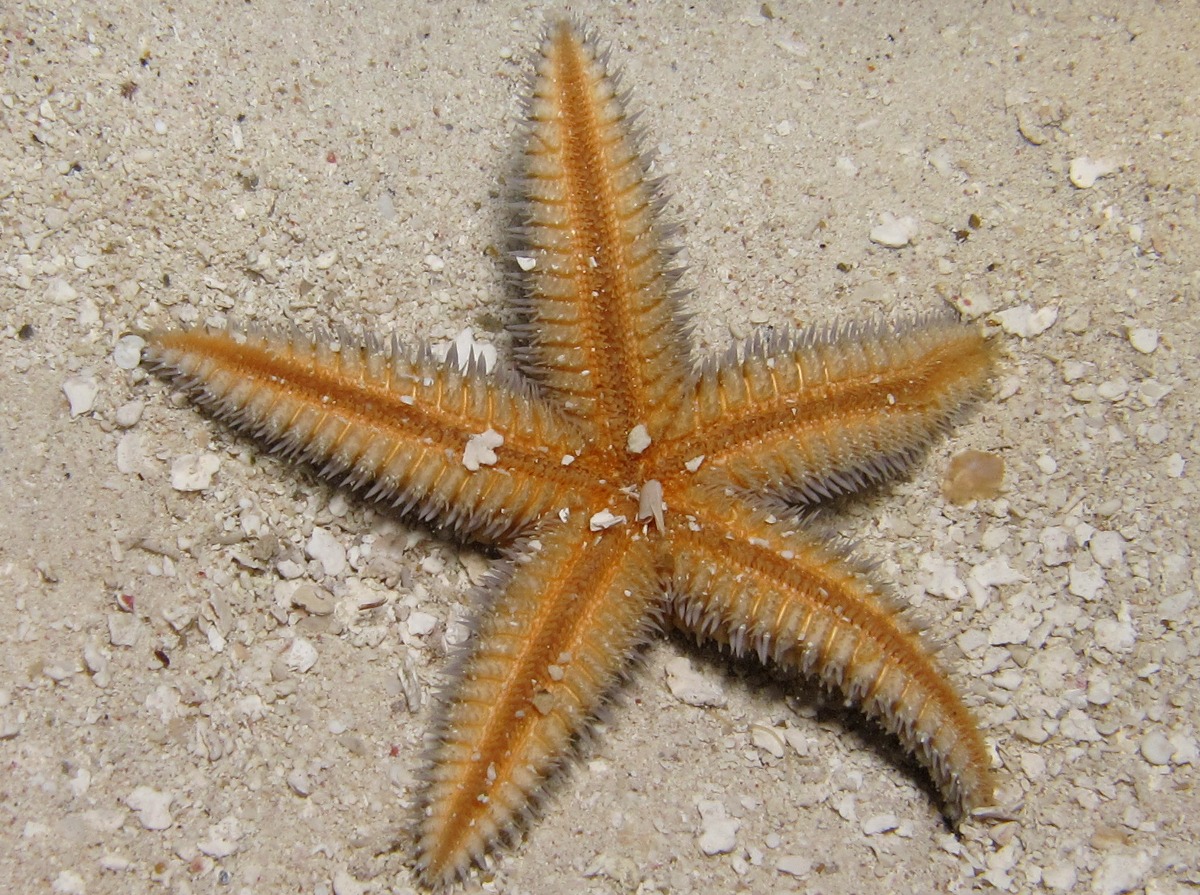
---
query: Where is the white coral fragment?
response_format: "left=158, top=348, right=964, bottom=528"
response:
left=462, top=428, right=504, bottom=471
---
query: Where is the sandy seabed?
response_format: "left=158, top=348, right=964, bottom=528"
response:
left=2, top=2, right=1197, bottom=893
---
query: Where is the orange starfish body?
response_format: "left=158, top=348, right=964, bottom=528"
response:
left=148, top=21, right=996, bottom=888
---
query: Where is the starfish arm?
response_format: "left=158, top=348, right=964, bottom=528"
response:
left=660, top=316, right=995, bottom=503
left=146, top=326, right=586, bottom=542
left=415, top=516, right=658, bottom=887
left=513, top=21, right=692, bottom=445
left=664, top=499, right=994, bottom=819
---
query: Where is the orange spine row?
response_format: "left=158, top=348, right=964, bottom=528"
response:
left=666, top=504, right=994, bottom=818
left=416, top=520, right=656, bottom=886
left=682, top=318, right=995, bottom=501
left=147, top=327, right=583, bottom=542
left=519, top=23, right=688, bottom=441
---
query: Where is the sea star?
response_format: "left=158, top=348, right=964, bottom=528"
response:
left=146, top=20, right=997, bottom=888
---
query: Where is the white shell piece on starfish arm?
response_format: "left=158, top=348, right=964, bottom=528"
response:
left=589, top=509, right=626, bottom=531
left=462, top=429, right=504, bottom=471
left=626, top=423, right=651, bottom=454
left=637, top=479, right=665, bottom=530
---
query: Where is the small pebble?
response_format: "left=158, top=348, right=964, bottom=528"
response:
left=1090, top=850, right=1151, bottom=895
left=114, top=401, right=145, bottom=428
left=424, top=253, right=445, bottom=272
left=1170, top=733, right=1199, bottom=764
left=968, top=556, right=1023, bottom=591
left=1061, top=360, right=1090, bottom=383
left=198, top=833, right=239, bottom=859
left=285, top=638, right=319, bottom=674
left=46, top=278, right=79, bottom=304
left=943, top=449, right=1004, bottom=503
left=1165, top=453, right=1185, bottom=478
left=862, top=813, right=899, bottom=835
left=1068, top=156, right=1118, bottom=189
left=945, top=285, right=995, bottom=320
left=1094, top=611, right=1135, bottom=653
left=1087, top=674, right=1113, bottom=706
left=460, top=552, right=491, bottom=586
left=277, top=559, right=306, bottom=580
left=107, top=613, right=142, bottom=647
left=83, top=641, right=110, bottom=687
left=291, top=584, right=335, bottom=616
left=314, top=249, right=338, bottom=270
left=51, top=871, right=85, bottom=895
left=956, top=628, right=988, bottom=657
left=62, top=375, right=99, bottom=417
left=1138, top=380, right=1171, bottom=408
left=1058, top=709, right=1101, bottom=742
left=1041, top=863, right=1077, bottom=892
left=124, top=786, right=174, bottom=830
left=1140, top=730, right=1173, bottom=766
left=989, top=612, right=1038, bottom=646
left=170, top=453, right=220, bottom=491
left=406, top=611, right=438, bottom=637
left=287, top=768, right=312, bottom=796
left=994, top=304, right=1057, bottom=338
left=42, top=190, right=69, bottom=221
left=750, top=724, right=785, bottom=759
left=781, top=726, right=810, bottom=757
left=921, top=553, right=967, bottom=601
left=42, top=663, right=75, bottom=683
left=327, top=493, right=349, bottom=517
left=696, top=800, right=739, bottom=856
left=1145, top=423, right=1169, bottom=444
left=1067, top=563, right=1105, bottom=601
left=869, top=213, right=919, bottom=248
left=1089, top=531, right=1126, bottom=569
left=306, top=528, right=347, bottom=577
left=665, top=656, right=726, bottom=708
left=112, top=334, right=146, bottom=370
left=1071, top=383, right=1099, bottom=403
left=776, top=855, right=812, bottom=877
left=832, top=794, right=857, bottom=822
left=1128, top=327, right=1158, bottom=354
left=1039, top=527, right=1072, bottom=567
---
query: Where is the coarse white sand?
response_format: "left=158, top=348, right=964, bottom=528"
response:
left=2, top=3, right=1196, bottom=893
